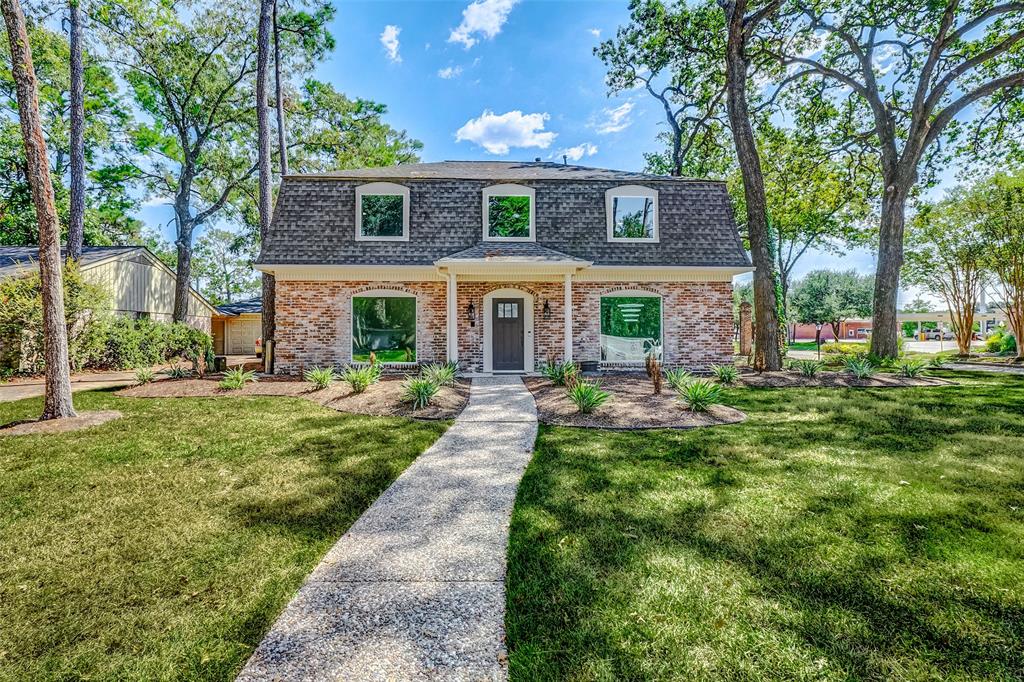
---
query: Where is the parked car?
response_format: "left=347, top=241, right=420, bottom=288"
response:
left=924, top=329, right=954, bottom=340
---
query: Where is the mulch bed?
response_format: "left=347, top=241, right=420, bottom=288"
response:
left=0, top=410, right=122, bottom=437
left=523, top=376, right=746, bottom=430
left=117, top=375, right=471, bottom=420
left=739, top=370, right=951, bottom=388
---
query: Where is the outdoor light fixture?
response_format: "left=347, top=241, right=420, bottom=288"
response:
left=467, top=301, right=476, bottom=327
left=815, top=322, right=824, bottom=360
left=543, top=299, right=551, bottom=319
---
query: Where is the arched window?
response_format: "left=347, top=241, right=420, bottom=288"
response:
left=605, top=185, right=659, bottom=242
left=482, top=184, right=535, bottom=241
left=355, top=182, right=410, bottom=241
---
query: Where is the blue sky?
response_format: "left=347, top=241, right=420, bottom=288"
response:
left=141, top=0, right=903, bottom=299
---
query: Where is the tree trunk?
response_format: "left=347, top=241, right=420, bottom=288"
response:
left=2, top=0, right=76, bottom=419
left=722, top=0, right=782, bottom=371
left=173, top=220, right=194, bottom=324
left=257, top=0, right=275, bottom=369
left=273, top=0, right=287, bottom=177
left=869, top=178, right=911, bottom=359
left=67, top=0, right=85, bottom=262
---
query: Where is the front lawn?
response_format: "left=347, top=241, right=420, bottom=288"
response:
left=0, top=390, right=446, bottom=680
left=507, top=371, right=1024, bottom=680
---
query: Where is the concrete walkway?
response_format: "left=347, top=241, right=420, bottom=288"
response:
left=237, top=376, right=538, bottom=682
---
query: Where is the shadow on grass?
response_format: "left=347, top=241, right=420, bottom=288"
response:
left=507, top=375, right=1024, bottom=680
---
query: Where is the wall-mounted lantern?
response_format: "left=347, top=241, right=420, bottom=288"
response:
left=542, top=299, right=552, bottom=320
left=467, top=301, right=476, bottom=327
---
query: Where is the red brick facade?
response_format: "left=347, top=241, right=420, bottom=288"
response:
left=273, top=278, right=733, bottom=374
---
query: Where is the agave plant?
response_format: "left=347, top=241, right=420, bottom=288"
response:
left=793, top=359, right=824, bottom=377
left=421, top=361, right=458, bottom=387
left=220, top=367, right=257, bottom=390
left=845, top=358, right=876, bottom=380
left=402, top=376, right=440, bottom=409
left=664, top=367, right=693, bottom=391
left=341, top=365, right=381, bottom=394
left=135, top=367, right=155, bottom=385
left=928, top=354, right=949, bottom=369
left=566, top=379, right=611, bottom=414
left=710, top=363, right=738, bottom=385
left=164, top=363, right=191, bottom=380
left=898, top=359, right=928, bottom=378
left=540, top=360, right=579, bottom=386
left=677, top=379, right=723, bottom=412
left=304, top=366, right=337, bottom=390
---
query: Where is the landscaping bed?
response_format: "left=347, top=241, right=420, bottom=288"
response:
left=524, top=375, right=746, bottom=429
left=118, top=374, right=471, bottom=420
left=0, top=410, right=122, bottom=436
left=739, top=369, right=951, bottom=388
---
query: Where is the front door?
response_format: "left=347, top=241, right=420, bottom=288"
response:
left=492, top=298, right=525, bottom=371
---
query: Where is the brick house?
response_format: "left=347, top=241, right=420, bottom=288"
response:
left=256, top=161, right=752, bottom=375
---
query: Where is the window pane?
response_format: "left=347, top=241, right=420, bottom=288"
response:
left=488, top=195, right=531, bottom=238
left=612, top=196, right=654, bottom=239
left=361, top=194, right=404, bottom=237
left=352, top=296, right=416, bottom=362
left=600, top=296, right=661, bottom=362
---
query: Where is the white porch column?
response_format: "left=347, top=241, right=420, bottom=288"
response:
left=447, top=271, right=458, bottom=363
left=563, top=272, right=573, bottom=363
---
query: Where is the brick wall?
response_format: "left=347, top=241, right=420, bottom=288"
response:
left=274, top=278, right=732, bottom=374
left=274, top=280, right=447, bottom=374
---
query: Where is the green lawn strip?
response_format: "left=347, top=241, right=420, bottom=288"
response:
left=0, top=390, right=446, bottom=681
left=507, top=372, right=1024, bottom=681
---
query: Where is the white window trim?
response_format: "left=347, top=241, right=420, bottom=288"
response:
left=599, top=290, right=664, bottom=364
left=350, top=289, right=418, bottom=365
left=482, top=183, right=536, bottom=242
left=605, top=185, right=659, bottom=243
left=355, top=182, right=410, bottom=242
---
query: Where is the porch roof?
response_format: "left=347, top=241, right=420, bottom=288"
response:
left=435, top=242, right=591, bottom=275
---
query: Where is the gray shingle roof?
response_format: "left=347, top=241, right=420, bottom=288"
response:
left=436, top=242, right=590, bottom=264
left=0, top=245, right=141, bottom=277
left=289, top=160, right=681, bottom=182
left=215, top=298, right=262, bottom=316
left=260, top=162, right=751, bottom=269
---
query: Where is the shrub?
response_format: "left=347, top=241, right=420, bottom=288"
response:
left=985, top=331, right=1006, bottom=353
left=341, top=365, right=381, bottom=394
left=165, top=363, right=191, bottom=379
left=566, top=379, right=611, bottom=414
left=710, top=363, right=738, bottom=385
left=402, top=376, right=439, bottom=409
left=664, top=367, right=693, bottom=391
left=421, top=361, right=458, bottom=387
left=1000, top=334, right=1017, bottom=355
left=929, top=354, right=950, bottom=368
left=304, top=366, right=337, bottom=390
left=135, top=367, right=155, bottom=385
left=898, top=359, right=928, bottom=378
left=220, top=367, right=257, bottom=390
left=540, top=360, right=579, bottom=386
left=677, top=379, right=723, bottom=412
left=793, top=359, right=824, bottom=377
left=845, top=358, right=875, bottom=380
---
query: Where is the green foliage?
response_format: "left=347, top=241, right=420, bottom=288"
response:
left=0, top=262, right=109, bottom=371
left=219, top=367, right=256, bottom=390
left=134, top=367, right=155, bottom=385
left=401, top=376, right=440, bottom=410
left=360, top=195, right=404, bottom=237
left=340, top=364, right=381, bottom=394
left=845, top=358, right=876, bottom=380
left=897, top=360, right=928, bottom=378
left=709, top=363, right=738, bottom=385
left=793, top=359, right=824, bottom=377
left=541, top=360, right=580, bottom=387
left=487, top=195, right=531, bottom=238
left=664, top=367, right=693, bottom=391
left=191, top=227, right=260, bottom=306
left=791, top=269, right=873, bottom=335
left=352, top=296, right=416, bottom=363
left=611, top=197, right=654, bottom=238
left=421, top=362, right=458, bottom=388
left=303, top=366, right=336, bottom=390
left=928, top=354, right=950, bottom=369
left=677, top=378, right=723, bottom=412
left=165, top=364, right=191, bottom=379
left=566, top=380, right=611, bottom=414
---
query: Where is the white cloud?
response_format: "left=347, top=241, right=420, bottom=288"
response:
left=141, top=195, right=174, bottom=208
left=448, top=0, right=519, bottom=49
left=380, top=25, right=402, bottom=63
left=438, top=65, right=463, bottom=79
left=589, top=28, right=601, bottom=38
left=455, top=110, right=557, bottom=155
left=553, top=142, right=598, bottom=162
left=593, top=101, right=634, bottom=134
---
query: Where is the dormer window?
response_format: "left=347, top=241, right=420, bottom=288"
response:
left=356, top=182, right=410, bottom=241
left=483, top=184, right=535, bottom=241
left=606, top=185, right=658, bottom=242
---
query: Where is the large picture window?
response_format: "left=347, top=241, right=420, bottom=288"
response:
left=352, top=294, right=416, bottom=363
left=483, top=184, right=535, bottom=241
left=355, top=182, right=410, bottom=241
left=600, top=295, right=662, bottom=363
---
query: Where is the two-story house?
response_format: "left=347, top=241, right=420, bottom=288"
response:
left=256, top=161, right=752, bottom=375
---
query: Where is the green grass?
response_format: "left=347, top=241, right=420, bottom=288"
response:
left=507, top=371, right=1024, bottom=680
left=352, top=349, right=414, bottom=363
left=0, top=390, right=446, bottom=681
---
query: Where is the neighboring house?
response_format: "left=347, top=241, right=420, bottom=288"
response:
left=212, top=298, right=262, bottom=355
left=790, top=320, right=873, bottom=342
left=0, top=246, right=216, bottom=332
left=256, top=161, right=752, bottom=374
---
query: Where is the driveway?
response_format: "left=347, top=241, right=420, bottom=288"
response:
left=237, top=376, right=538, bottom=681
left=0, top=371, right=139, bottom=403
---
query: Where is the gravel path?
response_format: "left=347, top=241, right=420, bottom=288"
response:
left=237, top=376, right=538, bottom=682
